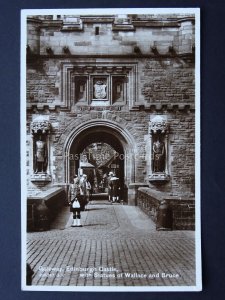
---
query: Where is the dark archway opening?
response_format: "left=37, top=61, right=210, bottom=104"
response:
left=69, top=126, right=126, bottom=201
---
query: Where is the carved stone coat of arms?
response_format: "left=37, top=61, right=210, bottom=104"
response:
left=94, top=81, right=107, bottom=99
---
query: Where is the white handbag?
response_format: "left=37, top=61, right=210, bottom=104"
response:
left=72, top=199, right=80, bottom=208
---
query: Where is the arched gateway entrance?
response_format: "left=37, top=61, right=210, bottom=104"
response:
left=64, top=120, right=136, bottom=202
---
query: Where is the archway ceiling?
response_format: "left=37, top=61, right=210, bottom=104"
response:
left=70, top=126, right=124, bottom=154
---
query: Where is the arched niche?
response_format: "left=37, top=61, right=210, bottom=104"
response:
left=149, top=115, right=170, bottom=182
left=30, top=115, right=52, bottom=184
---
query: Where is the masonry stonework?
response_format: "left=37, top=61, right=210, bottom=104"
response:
left=26, top=14, right=196, bottom=229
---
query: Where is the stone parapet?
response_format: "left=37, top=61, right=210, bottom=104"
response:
left=27, top=187, right=67, bottom=231
left=137, top=187, right=195, bottom=230
left=128, top=183, right=149, bottom=206
left=26, top=14, right=195, bottom=56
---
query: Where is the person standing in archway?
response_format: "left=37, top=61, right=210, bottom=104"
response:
left=68, top=175, right=80, bottom=205
left=79, top=174, right=91, bottom=211
left=107, top=171, right=114, bottom=202
left=68, top=176, right=83, bottom=227
left=110, top=173, right=120, bottom=203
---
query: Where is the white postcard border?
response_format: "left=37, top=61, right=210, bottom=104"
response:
left=21, top=7, right=201, bottom=292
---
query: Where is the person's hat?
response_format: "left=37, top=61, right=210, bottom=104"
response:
left=108, top=171, right=114, bottom=176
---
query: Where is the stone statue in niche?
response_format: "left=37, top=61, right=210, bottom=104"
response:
left=152, top=136, right=165, bottom=172
left=94, top=80, right=107, bottom=99
left=113, top=79, right=123, bottom=102
left=34, top=135, right=48, bottom=173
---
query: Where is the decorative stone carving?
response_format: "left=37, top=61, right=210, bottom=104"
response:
left=152, top=138, right=165, bottom=172
left=113, top=16, right=134, bottom=31
left=31, top=116, right=51, bottom=134
left=30, top=116, right=52, bottom=183
left=149, top=115, right=169, bottom=134
left=112, top=76, right=126, bottom=103
left=30, top=173, right=52, bottom=186
left=149, top=173, right=170, bottom=181
left=94, top=80, right=107, bottom=99
left=73, top=65, right=132, bottom=74
left=62, top=62, right=137, bottom=108
left=61, top=17, right=83, bottom=31
left=74, top=76, right=88, bottom=103
left=34, top=135, right=48, bottom=173
left=149, top=116, right=169, bottom=182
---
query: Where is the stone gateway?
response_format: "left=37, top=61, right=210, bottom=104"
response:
left=26, top=13, right=196, bottom=230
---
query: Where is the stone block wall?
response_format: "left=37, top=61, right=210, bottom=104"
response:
left=26, top=107, right=195, bottom=197
left=140, top=59, right=194, bottom=105
left=166, top=198, right=195, bottom=230
left=177, top=20, right=194, bottom=54
left=169, top=110, right=195, bottom=196
left=27, top=15, right=195, bottom=56
left=26, top=59, right=61, bottom=104
left=26, top=56, right=194, bottom=109
left=26, top=14, right=196, bottom=200
left=27, top=18, right=41, bottom=54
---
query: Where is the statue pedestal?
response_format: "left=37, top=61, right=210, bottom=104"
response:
left=149, top=173, right=170, bottom=182
left=31, top=173, right=52, bottom=186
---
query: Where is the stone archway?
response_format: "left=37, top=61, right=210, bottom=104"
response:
left=54, top=113, right=146, bottom=205
left=63, top=119, right=137, bottom=190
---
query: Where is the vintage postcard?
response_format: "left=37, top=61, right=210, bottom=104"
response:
left=21, top=8, right=201, bottom=291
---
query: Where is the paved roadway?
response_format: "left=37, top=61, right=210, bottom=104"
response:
left=26, top=200, right=195, bottom=288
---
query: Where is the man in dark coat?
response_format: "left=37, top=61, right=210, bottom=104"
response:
left=108, top=173, right=120, bottom=203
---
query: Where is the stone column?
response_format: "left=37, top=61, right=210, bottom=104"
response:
left=128, top=183, right=149, bottom=206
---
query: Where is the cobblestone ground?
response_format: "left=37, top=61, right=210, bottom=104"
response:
left=27, top=201, right=195, bottom=287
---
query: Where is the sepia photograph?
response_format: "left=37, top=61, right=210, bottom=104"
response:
left=21, top=8, right=201, bottom=291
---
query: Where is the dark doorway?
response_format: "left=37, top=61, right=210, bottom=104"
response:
left=69, top=126, right=125, bottom=201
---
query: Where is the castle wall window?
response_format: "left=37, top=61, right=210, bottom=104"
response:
left=95, top=26, right=99, bottom=35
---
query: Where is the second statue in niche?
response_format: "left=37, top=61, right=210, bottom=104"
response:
left=152, top=137, right=165, bottom=172
left=34, top=135, right=48, bottom=173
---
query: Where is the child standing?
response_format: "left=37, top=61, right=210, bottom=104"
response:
left=70, top=196, right=83, bottom=227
